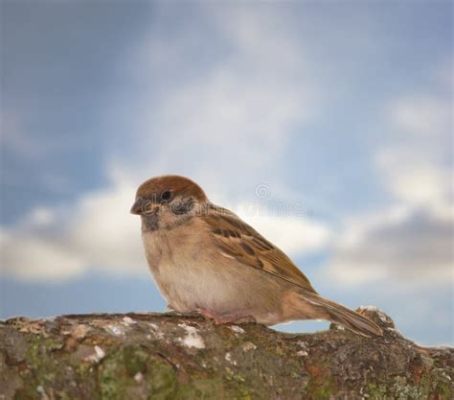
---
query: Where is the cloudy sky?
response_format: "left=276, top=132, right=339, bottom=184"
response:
left=1, top=1, right=452, bottom=345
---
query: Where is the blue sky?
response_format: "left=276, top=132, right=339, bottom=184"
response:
left=1, top=1, right=452, bottom=345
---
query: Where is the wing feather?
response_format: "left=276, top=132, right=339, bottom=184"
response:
left=203, top=205, right=316, bottom=292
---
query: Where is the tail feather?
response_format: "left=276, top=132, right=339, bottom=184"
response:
left=300, top=290, right=383, bottom=337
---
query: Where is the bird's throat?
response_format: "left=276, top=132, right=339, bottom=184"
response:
left=141, top=214, right=159, bottom=232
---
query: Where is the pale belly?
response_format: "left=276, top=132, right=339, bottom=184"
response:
left=141, top=228, right=285, bottom=324
left=153, top=259, right=244, bottom=312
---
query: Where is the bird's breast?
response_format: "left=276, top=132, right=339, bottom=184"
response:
left=140, top=221, right=287, bottom=323
left=141, top=225, right=242, bottom=312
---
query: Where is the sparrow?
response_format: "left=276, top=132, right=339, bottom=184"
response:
left=131, top=175, right=383, bottom=337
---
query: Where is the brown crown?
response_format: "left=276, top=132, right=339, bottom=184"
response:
left=136, top=175, right=208, bottom=202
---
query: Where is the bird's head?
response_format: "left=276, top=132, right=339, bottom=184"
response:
left=131, top=175, right=208, bottom=231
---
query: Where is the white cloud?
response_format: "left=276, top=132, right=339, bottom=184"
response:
left=235, top=203, right=332, bottom=256
left=377, top=154, right=452, bottom=207
left=389, top=95, right=451, bottom=138
left=322, top=206, right=453, bottom=286
left=323, top=73, right=453, bottom=288
left=68, top=181, right=146, bottom=275
left=379, top=91, right=452, bottom=209
left=0, top=231, right=85, bottom=282
left=0, top=175, right=146, bottom=283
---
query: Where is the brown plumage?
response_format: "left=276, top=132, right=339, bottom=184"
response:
left=136, top=175, right=207, bottom=203
left=205, top=207, right=316, bottom=292
left=131, top=175, right=383, bottom=337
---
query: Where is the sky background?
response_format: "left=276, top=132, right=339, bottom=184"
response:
left=1, top=1, right=452, bottom=346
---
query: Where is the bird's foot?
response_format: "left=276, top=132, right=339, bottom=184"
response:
left=196, top=308, right=256, bottom=325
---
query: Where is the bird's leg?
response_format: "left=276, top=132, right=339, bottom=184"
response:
left=197, top=308, right=256, bottom=324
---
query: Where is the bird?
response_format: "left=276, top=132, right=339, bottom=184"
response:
left=131, top=175, right=383, bottom=337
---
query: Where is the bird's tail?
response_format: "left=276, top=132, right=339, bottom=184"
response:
left=296, top=290, right=383, bottom=337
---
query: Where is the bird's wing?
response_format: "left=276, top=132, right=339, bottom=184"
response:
left=202, top=205, right=317, bottom=293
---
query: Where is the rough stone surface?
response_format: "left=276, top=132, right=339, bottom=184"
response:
left=0, top=309, right=452, bottom=399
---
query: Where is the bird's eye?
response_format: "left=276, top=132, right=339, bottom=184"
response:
left=160, top=191, right=172, bottom=203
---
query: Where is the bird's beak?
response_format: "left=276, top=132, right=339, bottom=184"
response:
left=130, top=197, right=147, bottom=215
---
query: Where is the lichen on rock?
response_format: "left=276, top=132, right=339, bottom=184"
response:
left=0, top=309, right=452, bottom=399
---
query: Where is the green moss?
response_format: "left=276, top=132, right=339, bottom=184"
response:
left=95, top=344, right=256, bottom=400
left=75, top=360, right=94, bottom=377
left=16, top=336, right=72, bottom=399
left=170, top=378, right=224, bottom=400
left=222, top=364, right=256, bottom=398
left=413, top=372, right=435, bottom=399
left=98, top=354, right=124, bottom=400
left=308, top=384, right=334, bottom=400
left=390, top=373, right=453, bottom=400
left=123, top=346, right=149, bottom=377
left=146, top=357, right=179, bottom=399
left=97, top=346, right=177, bottom=400
left=23, top=337, right=59, bottom=383
left=366, top=373, right=454, bottom=400
left=366, top=383, right=388, bottom=399
left=431, top=371, right=454, bottom=399
left=390, top=376, right=424, bottom=399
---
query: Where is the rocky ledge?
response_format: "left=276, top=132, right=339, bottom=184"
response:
left=0, top=308, right=452, bottom=399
